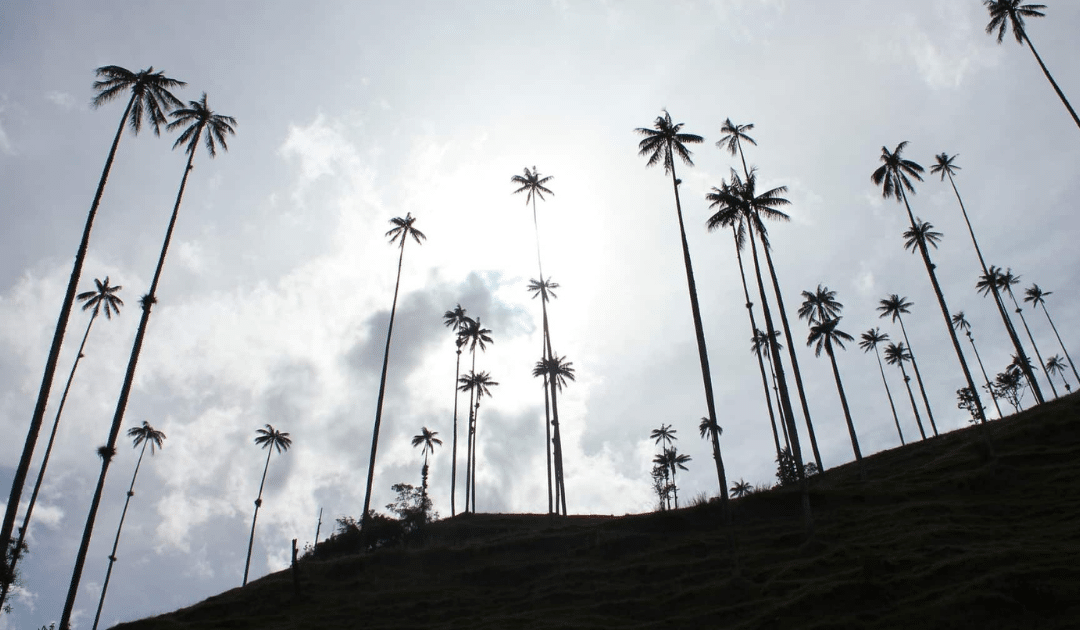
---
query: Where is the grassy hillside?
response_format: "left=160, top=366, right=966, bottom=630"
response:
left=116, top=394, right=1080, bottom=629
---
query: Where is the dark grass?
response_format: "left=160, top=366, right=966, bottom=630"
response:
left=115, top=393, right=1080, bottom=629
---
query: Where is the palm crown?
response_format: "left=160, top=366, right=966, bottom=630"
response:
left=459, top=371, right=499, bottom=399
left=798, top=285, right=841, bottom=325
left=650, top=424, right=678, bottom=447
left=510, top=167, right=554, bottom=205
left=533, top=354, right=576, bottom=390
left=1023, top=283, right=1050, bottom=307
left=127, top=421, right=166, bottom=454
left=635, top=110, right=703, bottom=174
left=698, top=416, right=722, bottom=440
left=706, top=169, right=791, bottom=246
left=859, top=327, right=890, bottom=353
left=985, top=0, right=1045, bottom=44
left=528, top=277, right=559, bottom=304
left=877, top=294, right=913, bottom=322
left=807, top=317, right=854, bottom=357
left=951, top=312, right=971, bottom=332
left=254, top=424, right=292, bottom=453
left=77, top=277, right=124, bottom=319
left=461, top=318, right=493, bottom=353
left=929, top=152, right=960, bottom=181
left=903, top=219, right=943, bottom=253
left=871, top=142, right=924, bottom=202
left=443, top=304, right=472, bottom=333
left=716, top=118, right=757, bottom=156
left=92, top=65, right=186, bottom=135
left=884, top=342, right=913, bottom=365
left=168, top=93, right=237, bottom=157
left=411, top=427, right=443, bottom=458
left=386, top=212, right=427, bottom=248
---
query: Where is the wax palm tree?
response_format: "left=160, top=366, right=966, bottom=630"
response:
left=0, top=278, right=123, bottom=612
left=871, top=142, right=986, bottom=427
left=458, top=371, right=498, bottom=512
left=859, top=328, right=905, bottom=445
left=1025, top=284, right=1079, bottom=385
left=902, top=219, right=942, bottom=253
left=877, top=294, right=933, bottom=438
left=360, top=212, right=426, bottom=533
left=636, top=111, right=728, bottom=507
left=1045, top=355, right=1072, bottom=393
left=442, top=305, right=471, bottom=517
left=977, top=266, right=1043, bottom=402
left=528, top=277, right=560, bottom=514
left=984, top=1, right=1080, bottom=131
left=730, top=479, right=753, bottom=498
left=533, top=354, right=575, bottom=515
left=998, top=269, right=1057, bottom=398
left=0, top=67, right=185, bottom=582
left=242, top=425, right=291, bottom=587
left=651, top=451, right=673, bottom=510
left=650, top=424, right=678, bottom=450
left=717, top=118, right=757, bottom=182
left=458, top=318, right=492, bottom=513
left=60, top=93, right=235, bottom=630
left=798, top=285, right=842, bottom=325
left=806, top=317, right=862, bottom=466
left=664, top=448, right=691, bottom=509
left=952, top=312, right=1003, bottom=419
left=884, top=342, right=926, bottom=439
left=91, top=422, right=165, bottom=630
left=751, top=328, right=788, bottom=455
left=411, top=427, right=442, bottom=504
left=511, top=166, right=555, bottom=278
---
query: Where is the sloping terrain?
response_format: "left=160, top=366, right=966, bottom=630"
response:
left=116, top=394, right=1080, bottom=629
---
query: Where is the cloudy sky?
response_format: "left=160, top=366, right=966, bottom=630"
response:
left=2, top=0, right=1079, bottom=627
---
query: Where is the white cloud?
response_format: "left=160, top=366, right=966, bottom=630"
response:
left=45, top=91, right=77, bottom=110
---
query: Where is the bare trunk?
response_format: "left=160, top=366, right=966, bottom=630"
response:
left=450, top=349, right=461, bottom=517
left=1024, top=34, right=1080, bottom=132
left=243, top=447, right=274, bottom=586
left=1005, top=288, right=1057, bottom=398
left=895, top=317, right=931, bottom=439
left=826, top=342, right=862, bottom=465
left=898, top=363, right=923, bottom=436
left=873, top=347, right=905, bottom=445
left=967, top=332, right=1003, bottom=419
left=1040, top=304, right=1080, bottom=385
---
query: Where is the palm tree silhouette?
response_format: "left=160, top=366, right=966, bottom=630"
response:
left=636, top=111, right=728, bottom=508
left=533, top=354, right=575, bottom=514
left=411, top=427, right=442, bottom=505
left=798, top=285, right=842, bottom=325
left=877, top=294, right=932, bottom=439
left=664, top=447, right=692, bottom=509
left=698, top=416, right=727, bottom=486
left=528, top=277, right=560, bottom=514
left=458, top=371, right=498, bottom=512
left=60, top=93, right=234, bottom=630
left=0, top=66, right=184, bottom=578
left=977, top=266, right=1043, bottom=403
left=0, top=278, right=123, bottom=612
left=650, top=424, right=678, bottom=450
left=1044, top=356, right=1071, bottom=393
left=730, top=479, right=753, bottom=498
left=860, top=328, right=905, bottom=445
left=360, top=213, right=426, bottom=531
left=871, top=142, right=986, bottom=427
left=884, top=342, right=925, bottom=438
left=806, top=316, right=862, bottom=468
left=442, top=305, right=471, bottom=517
left=752, top=329, right=788, bottom=456
left=458, top=318, right=492, bottom=513
left=998, top=269, right=1056, bottom=398
left=243, top=425, right=291, bottom=587
left=91, top=421, right=166, bottom=630
left=984, top=0, right=1080, bottom=131
left=651, top=451, right=673, bottom=510
left=1025, top=284, right=1079, bottom=385
left=952, top=312, right=1003, bottom=419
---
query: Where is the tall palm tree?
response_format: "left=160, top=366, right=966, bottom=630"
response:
left=458, top=318, right=492, bottom=513
left=977, top=266, right=1043, bottom=403
left=60, top=93, right=234, bottom=630
left=860, top=328, right=905, bottom=445
left=411, top=427, right=442, bottom=504
left=730, top=479, right=753, bottom=498
left=458, top=371, right=498, bottom=513
left=952, top=312, right=1003, bottom=419
left=998, top=269, right=1057, bottom=398
left=806, top=317, right=862, bottom=466
left=1045, top=356, right=1072, bottom=393
left=1, top=67, right=185, bottom=581
left=442, top=305, right=471, bottom=517
left=242, top=425, right=291, bottom=587
left=877, top=294, right=932, bottom=438
left=650, top=424, right=678, bottom=450
left=798, top=285, right=842, bottom=325
left=636, top=111, right=728, bottom=507
left=0, top=278, right=123, bottom=612
left=651, top=451, right=673, bottom=510
left=1025, top=284, right=1079, bottom=385
left=984, top=0, right=1080, bottom=131
left=528, top=277, right=559, bottom=514
left=884, top=342, right=925, bottom=439
left=533, top=354, right=575, bottom=515
left=716, top=118, right=757, bottom=184
left=664, top=447, right=692, bottom=509
left=360, top=213, right=426, bottom=531
left=698, top=416, right=726, bottom=488
left=872, top=142, right=986, bottom=426
left=752, top=329, right=788, bottom=455
left=91, top=422, right=165, bottom=630
left=511, top=166, right=555, bottom=279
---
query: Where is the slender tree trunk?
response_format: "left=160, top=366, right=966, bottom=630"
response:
left=873, top=348, right=905, bottom=445
left=529, top=194, right=556, bottom=515
left=542, top=373, right=554, bottom=514
left=825, top=342, right=862, bottom=464
left=1, top=96, right=136, bottom=577
left=243, top=447, right=274, bottom=586
left=61, top=146, right=197, bottom=630
left=0, top=313, right=97, bottom=612
left=1005, top=288, right=1057, bottom=398
left=967, top=332, right=1004, bottom=419
left=670, top=465, right=679, bottom=509
left=92, top=441, right=149, bottom=630
left=1024, top=34, right=1080, bottom=132
left=764, top=350, right=791, bottom=450
left=450, top=349, right=461, bottom=517
left=471, top=401, right=480, bottom=513
left=546, top=352, right=568, bottom=516
left=761, top=241, right=824, bottom=471
left=895, top=317, right=932, bottom=438
left=991, top=289, right=1041, bottom=402
left=361, top=238, right=411, bottom=529
left=665, top=164, right=728, bottom=510
left=898, top=364, right=923, bottom=436
left=464, top=351, right=477, bottom=513
left=1039, top=304, right=1080, bottom=385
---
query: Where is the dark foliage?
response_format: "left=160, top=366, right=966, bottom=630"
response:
left=957, top=387, right=985, bottom=424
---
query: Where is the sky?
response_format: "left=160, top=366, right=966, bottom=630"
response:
left=2, top=0, right=1079, bottom=627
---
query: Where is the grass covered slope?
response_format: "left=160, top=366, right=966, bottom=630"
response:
left=117, top=395, right=1080, bottom=629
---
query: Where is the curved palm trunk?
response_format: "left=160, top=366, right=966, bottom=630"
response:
left=896, top=186, right=988, bottom=431
left=944, top=171, right=1042, bottom=402
left=0, top=313, right=97, bottom=612
left=91, top=440, right=149, bottom=630
left=243, top=446, right=274, bottom=586
left=361, top=238, right=411, bottom=529
left=825, top=342, right=862, bottom=466
left=450, top=349, right=461, bottom=517
left=967, top=332, right=1003, bottom=419
left=1038, top=303, right=1080, bottom=385
left=897, top=363, right=924, bottom=435
left=761, top=241, right=824, bottom=471
left=1023, top=34, right=1080, bottom=132
left=1, top=97, right=136, bottom=576
left=61, top=147, right=197, bottom=630
left=665, top=164, right=728, bottom=511
left=895, top=316, right=933, bottom=438
left=873, top=347, right=905, bottom=445
left=733, top=229, right=783, bottom=462
left=1004, top=289, right=1057, bottom=398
